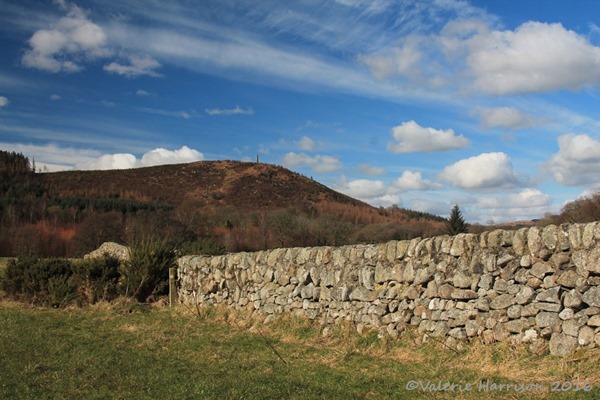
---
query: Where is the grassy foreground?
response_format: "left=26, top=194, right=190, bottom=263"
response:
left=0, top=301, right=598, bottom=400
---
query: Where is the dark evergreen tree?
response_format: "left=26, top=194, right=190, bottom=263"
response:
left=446, top=204, right=468, bottom=235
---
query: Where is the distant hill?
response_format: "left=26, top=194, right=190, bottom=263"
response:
left=1, top=155, right=447, bottom=257
left=38, top=160, right=369, bottom=212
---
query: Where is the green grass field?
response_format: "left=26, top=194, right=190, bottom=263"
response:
left=0, top=301, right=598, bottom=400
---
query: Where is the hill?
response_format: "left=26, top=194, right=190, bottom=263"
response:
left=38, top=160, right=368, bottom=211
left=1, top=153, right=447, bottom=257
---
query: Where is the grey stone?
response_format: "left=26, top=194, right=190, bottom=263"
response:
left=414, top=267, right=434, bottom=285
left=533, top=302, right=561, bottom=312
left=453, top=272, right=473, bottom=289
left=564, top=289, right=583, bottom=309
left=515, top=286, right=535, bottom=305
left=578, top=326, right=595, bottom=346
left=559, top=308, right=574, bottom=320
left=586, top=247, right=600, bottom=274
left=507, top=305, right=522, bottom=319
left=587, top=315, right=600, bottom=327
left=535, top=287, right=560, bottom=303
left=478, top=274, right=493, bottom=290
left=531, top=262, right=554, bottom=279
left=535, top=311, right=560, bottom=328
left=448, top=327, right=467, bottom=339
left=490, top=294, right=516, bottom=310
left=556, top=270, right=580, bottom=288
left=562, top=318, right=585, bottom=337
left=582, top=286, right=600, bottom=307
left=450, top=289, right=478, bottom=300
left=505, top=318, right=529, bottom=333
left=465, top=320, right=479, bottom=337
left=549, top=333, right=577, bottom=356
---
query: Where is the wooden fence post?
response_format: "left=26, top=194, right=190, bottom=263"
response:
left=169, top=267, right=177, bottom=307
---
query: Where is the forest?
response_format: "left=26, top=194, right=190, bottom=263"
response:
left=0, top=151, right=448, bottom=257
left=2, top=150, right=597, bottom=258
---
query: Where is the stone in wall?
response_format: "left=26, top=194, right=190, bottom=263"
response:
left=177, top=222, right=600, bottom=357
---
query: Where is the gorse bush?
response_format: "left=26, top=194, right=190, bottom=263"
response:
left=121, top=237, right=175, bottom=302
left=1, top=255, right=122, bottom=307
left=71, top=256, right=121, bottom=304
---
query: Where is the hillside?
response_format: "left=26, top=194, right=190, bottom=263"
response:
left=1, top=154, right=447, bottom=257
left=38, top=160, right=368, bottom=211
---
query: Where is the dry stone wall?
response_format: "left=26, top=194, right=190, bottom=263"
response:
left=177, top=222, right=600, bottom=356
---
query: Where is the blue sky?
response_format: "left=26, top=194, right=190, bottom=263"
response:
left=1, top=0, right=599, bottom=223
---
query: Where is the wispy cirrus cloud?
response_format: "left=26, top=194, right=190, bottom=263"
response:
left=204, top=105, right=253, bottom=116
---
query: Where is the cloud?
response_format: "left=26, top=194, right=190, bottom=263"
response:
left=465, top=22, right=600, bottom=95
left=137, top=107, right=193, bottom=119
left=544, top=133, right=600, bottom=186
left=21, top=2, right=110, bottom=72
left=476, top=189, right=554, bottom=222
left=50, top=94, right=61, bottom=101
left=103, top=54, right=161, bottom=78
left=357, top=163, right=385, bottom=176
left=139, top=146, right=204, bottom=167
left=281, top=152, right=341, bottom=173
left=392, top=171, right=442, bottom=191
left=77, top=145, right=204, bottom=170
left=409, top=198, right=453, bottom=217
left=478, top=189, right=551, bottom=209
left=439, top=152, right=520, bottom=190
left=361, top=19, right=600, bottom=96
left=333, top=177, right=401, bottom=207
left=476, top=107, right=541, bottom=130
left=0, top=142, right=102, bottom=172
left=387, top=120, right=470, bottom=153
left=296, top=136, right=317, bottom=151
left=135, top=89, right=152, bottom=96
left=0, top=96, right=8, bottom=107
left=204, top=105, right=254, bottom=116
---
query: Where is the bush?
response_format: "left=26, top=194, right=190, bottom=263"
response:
left=2, top=257, right=75, bottom=307
left=71, top=256, right=121, bottom=304
left=1, top=256, right=122, bottom=307
left=121, top=237, right=175, bottom=302
left=177, top=238, right=226, bottom=256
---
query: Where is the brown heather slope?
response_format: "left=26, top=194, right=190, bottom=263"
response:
left=1, top=160, right=447, bottom=256
left=38, top=160, right=368, bottom=211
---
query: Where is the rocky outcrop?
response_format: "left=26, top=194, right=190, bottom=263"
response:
left=177, top=222, right=600, bottom=356
left=84, top=242, right=130, bottom=262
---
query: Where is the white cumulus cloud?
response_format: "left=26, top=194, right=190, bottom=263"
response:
left=545, top=133, right=600, bottom=186
left=465, top=22, right=600, bottom=95
left=22, top=2, right=110, bottom=73
left=439, top=152, right=520, bottom=190
left=476, top=189, right=554, bottom=222
left=281, top=152, right=341, bottom=173
left=392, top=171, right=442, bottom=191
left=76, top=146, right=204, bottom=170
left=388, top=120, right=470, bottom=153
left=0, top=96, right=9, bottom=107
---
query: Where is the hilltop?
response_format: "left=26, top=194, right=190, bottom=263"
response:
left=38, top=160, right=368, bottom=211
left=1, top=155, right=447, bottom=257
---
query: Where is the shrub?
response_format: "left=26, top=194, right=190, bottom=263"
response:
left=177, top=237, right=226, bottom=256
left=121, top=237, right=175, bottom=302
left=71, top=255, right=121, bottom=304
left=1, top=257, right=76, bottom=307
left=1, top=256, right=122, bottom=306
